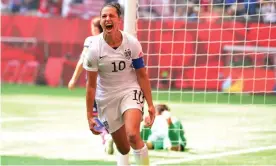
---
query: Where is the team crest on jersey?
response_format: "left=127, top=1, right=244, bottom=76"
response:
left=124, top=49, right=132, bottom=60
left=86, top=59, right=92, bottom=67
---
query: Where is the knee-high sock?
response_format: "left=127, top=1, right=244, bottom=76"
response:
left=133, top=144, right=149, bottom=166
left=117, top=153, right=130, bottom=166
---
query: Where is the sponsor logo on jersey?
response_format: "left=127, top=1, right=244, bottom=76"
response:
left=124, top=49, right=132, bottom=60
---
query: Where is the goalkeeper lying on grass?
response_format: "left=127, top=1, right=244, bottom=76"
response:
left=141, top=104, right=187, bottom=152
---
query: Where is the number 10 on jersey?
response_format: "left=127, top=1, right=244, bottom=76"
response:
left=112, top=61, right=126, bottom=72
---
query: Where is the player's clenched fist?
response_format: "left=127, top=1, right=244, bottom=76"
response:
left=87, top=113, right=101, bottom=135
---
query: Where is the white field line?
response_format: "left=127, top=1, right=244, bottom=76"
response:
left=152, top=145, right=276, bottom=165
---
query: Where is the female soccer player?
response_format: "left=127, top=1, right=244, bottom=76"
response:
left=158, top=104, right=187, bottom=151
left=141, top=104, right=187, bottom=152
left=141, top=106, right=169, bottom=150
left=68, top=16, right=103, bottom=89
left=83, top=2, right=155, bottom=165
left=68, top=16, right=115, bottom=155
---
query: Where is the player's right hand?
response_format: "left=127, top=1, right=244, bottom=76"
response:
left=87, top=117, right=101, bottom=135
left=68, top=79, right=76, bottom=90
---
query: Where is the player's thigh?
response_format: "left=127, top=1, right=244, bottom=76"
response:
left=111, top=124, right=130, bottom=154
left=121, top=89, right=144, bottom=133
left=123, top=109, right=143, bottom=134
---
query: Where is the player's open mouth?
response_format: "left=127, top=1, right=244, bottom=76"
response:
left=105, top=24, right=113, bottom=31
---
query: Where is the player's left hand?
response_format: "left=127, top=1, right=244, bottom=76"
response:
left=68, top=79, right=76, bottom=90
left=145, top=105, right=155, bottom=127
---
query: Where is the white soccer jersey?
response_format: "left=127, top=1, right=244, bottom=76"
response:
left=83, top=31, right=144, bottom=101
left=78, top=36, right=94, bottom=62
left=83, top=36, right=94, bottom=48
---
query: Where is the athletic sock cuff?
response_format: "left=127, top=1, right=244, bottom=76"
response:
left=133, top=144, right=147, bottom=154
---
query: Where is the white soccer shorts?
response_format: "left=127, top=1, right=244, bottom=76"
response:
left=96, top=89, right=144, bottom=133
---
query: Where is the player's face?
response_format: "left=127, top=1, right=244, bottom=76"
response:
left=100, top=6, right=121, bottom=34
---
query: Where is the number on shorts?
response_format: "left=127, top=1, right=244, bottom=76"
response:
left=133, top=90, right=144, bottom=104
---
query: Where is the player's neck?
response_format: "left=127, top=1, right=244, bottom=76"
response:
left=103, top=30, right=122, bottom=47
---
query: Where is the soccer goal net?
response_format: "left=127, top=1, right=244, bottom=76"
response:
left=130, top=0, right=276, bottom=105
left=123, top=1, right=276, bottom=165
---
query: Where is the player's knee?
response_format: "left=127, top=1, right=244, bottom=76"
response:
left=127, top=132, right=140, bottom=145
left=117, top=145, right=130, bottom=155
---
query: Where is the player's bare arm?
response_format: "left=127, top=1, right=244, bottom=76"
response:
left=68, top=47, right=88, bottom=90
left=135, top=67, right=155, bottom=127
left=86, top=71, right=101, bottom=135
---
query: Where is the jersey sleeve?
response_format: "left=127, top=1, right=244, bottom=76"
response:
left=80, top=36, right=93, bottom=61
left=131, top=38, right=145, bottom=69
left=83, top=44, right=98, bottom=72
left=83, top=36, right=93, bottom=48
left=131, top=38, right=144, bottom=60
left=79, top=47, right=88, bottom=62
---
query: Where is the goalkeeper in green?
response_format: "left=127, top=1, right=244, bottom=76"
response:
left=141, top=104, right=187, bottom=151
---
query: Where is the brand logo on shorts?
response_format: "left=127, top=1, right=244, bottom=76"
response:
left=103, top=121, right=109, bottom=130
left=124, top=49, right=132, bottom=60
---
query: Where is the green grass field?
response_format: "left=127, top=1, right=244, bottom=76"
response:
left=1, top=84, right=276, bottom=165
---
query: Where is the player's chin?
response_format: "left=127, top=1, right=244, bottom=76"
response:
left=105, top=28, right=114, bottom=34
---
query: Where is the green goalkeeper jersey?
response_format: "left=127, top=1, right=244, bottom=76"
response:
left=168, top=117, right=187, bottom=147
left=141, top=116, right=187, bottom=149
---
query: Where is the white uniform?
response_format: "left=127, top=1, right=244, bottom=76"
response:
left=147, top=115, right=168, bottom=142
left=79, top=36, right=94, bottom=62
left=84, top=36, right=94, bottom=48
left=83, top=31, right=145, bottom=133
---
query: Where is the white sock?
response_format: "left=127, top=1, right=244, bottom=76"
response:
left=117, top=152, right=130, bottom=166
left=133, top=144, right=149, bottom=166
